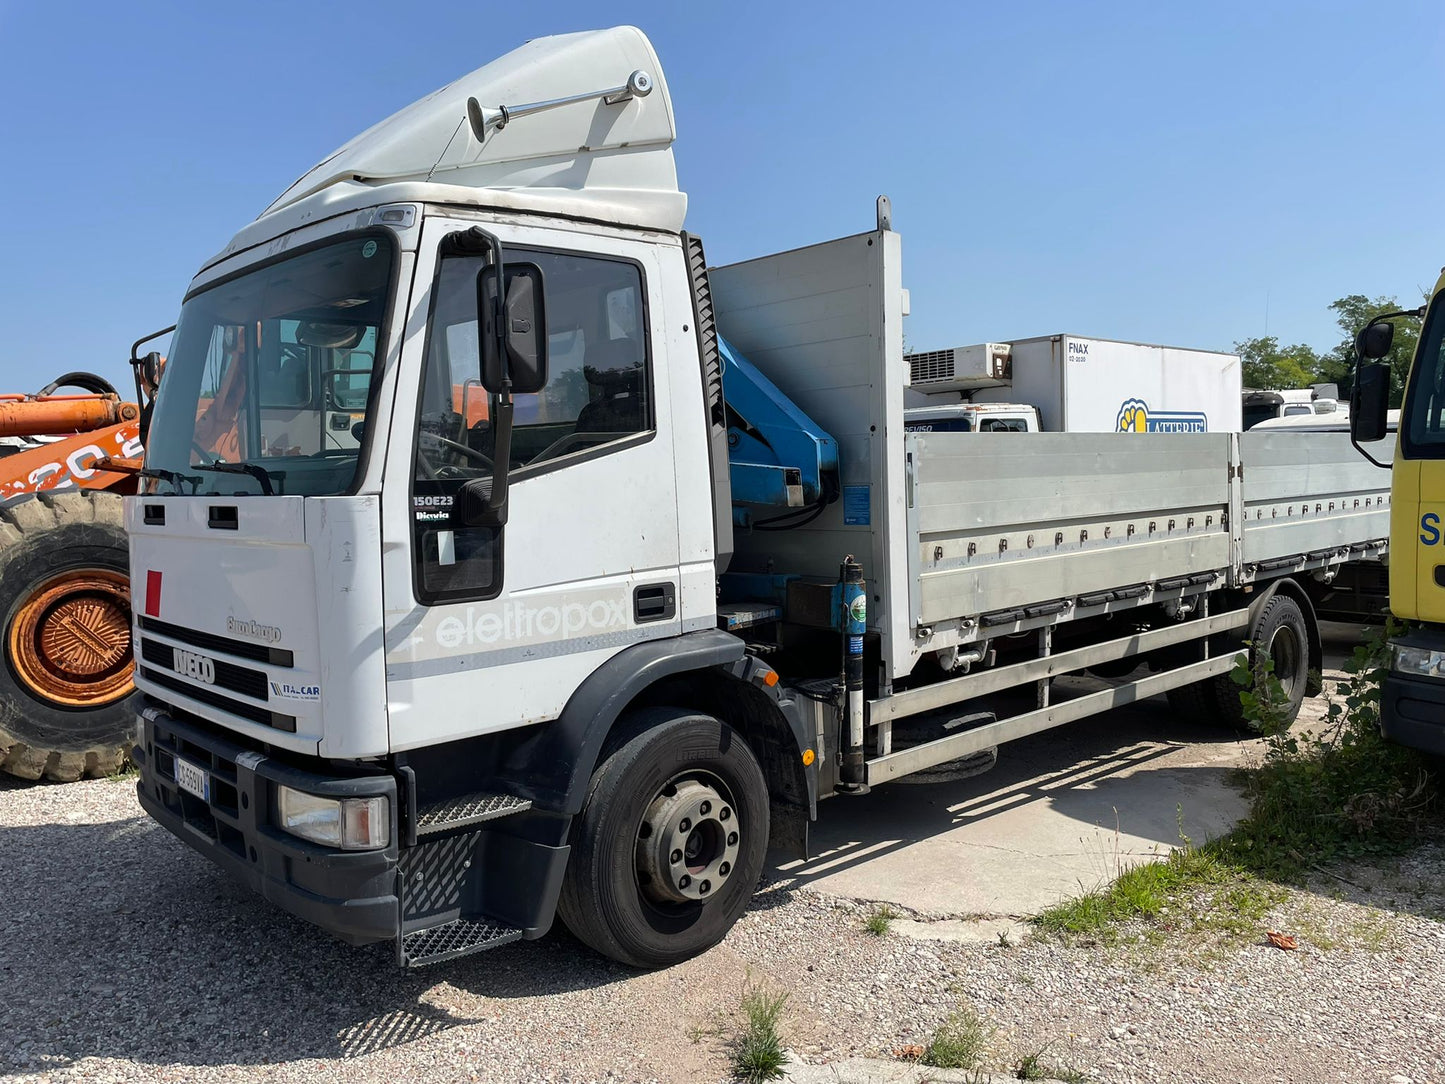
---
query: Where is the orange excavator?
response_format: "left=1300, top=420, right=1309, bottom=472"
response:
left=0, top=338, right=165, bottom=781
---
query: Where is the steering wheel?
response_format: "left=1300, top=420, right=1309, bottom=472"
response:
left=437, top=435, right=493, bottom=470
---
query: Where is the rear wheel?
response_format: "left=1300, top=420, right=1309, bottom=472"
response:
left=1166, top=594, right=1310, bottom=732
left=0, top=491, right=136, bottom=782
left=557, top=708, right=770, bottom=968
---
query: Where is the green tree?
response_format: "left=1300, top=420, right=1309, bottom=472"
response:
left=1314, top=294, right=1423, bottom=408
left=1234, top=335, right=1320, bottom=390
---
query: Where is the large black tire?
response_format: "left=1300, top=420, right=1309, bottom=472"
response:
left=557, top=707, right=770, bottom=968
left=0, top=491, right=136, bottom=782
left=1166, top=594, right=1310, bottom=732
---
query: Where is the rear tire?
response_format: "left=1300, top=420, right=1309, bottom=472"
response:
left=0, top=491, right=136, bottom=782
left=557, top=707, right=770, bottom=968
left=1165, top=594, right=1311, bottom=732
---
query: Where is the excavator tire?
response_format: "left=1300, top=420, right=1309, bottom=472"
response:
left=0, top=490, right=136, bottom=782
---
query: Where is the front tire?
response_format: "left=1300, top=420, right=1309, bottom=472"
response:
left=557, top=708, right=770, bottom=968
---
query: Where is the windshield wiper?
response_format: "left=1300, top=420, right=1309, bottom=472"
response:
left=192, top=461, right=276, bottom=496
left=138, top=467, right=198, bottom=494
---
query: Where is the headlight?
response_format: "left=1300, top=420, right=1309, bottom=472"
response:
left=276, top=786, right=390, bottom=850
left=1390, top=642, right=1445, bottom=679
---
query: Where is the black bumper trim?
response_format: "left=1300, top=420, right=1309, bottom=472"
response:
left=1381, top=671, right=1445, bottom=757
left=136, top=704, right=400, bottom=945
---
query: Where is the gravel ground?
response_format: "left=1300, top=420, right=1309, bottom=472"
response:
left=3, top=775, right=1443, bottom=1084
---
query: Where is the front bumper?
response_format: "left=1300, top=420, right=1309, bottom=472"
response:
left=1381, top=670, right=1445, bottom=756
left=135, top=702, right=400, bottom=945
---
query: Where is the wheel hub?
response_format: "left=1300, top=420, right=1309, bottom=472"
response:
left=636, top=778, right=741, bottom=904
left=8, top=568, right=133, bottom=708
left=1268, top=624, right=1302, bottom=698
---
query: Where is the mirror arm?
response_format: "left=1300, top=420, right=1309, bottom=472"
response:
left=1349, top=429, right=1393, bottom=470
left=453, top=227, right=515, bottom=529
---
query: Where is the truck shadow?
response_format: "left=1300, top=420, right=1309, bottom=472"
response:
left=0, top=810, right=637, bottom=1073
left=764, top=693, right=1258, bottom=904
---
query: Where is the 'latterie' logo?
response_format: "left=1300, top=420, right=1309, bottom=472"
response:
left=1117, top=398, right=1207, bottom=434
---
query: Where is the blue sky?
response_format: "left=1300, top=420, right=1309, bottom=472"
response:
left=0, top=1, right=1440, bottom=393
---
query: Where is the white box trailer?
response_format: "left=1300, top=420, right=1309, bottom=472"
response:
left=923, top=335, right=1243, bottom=433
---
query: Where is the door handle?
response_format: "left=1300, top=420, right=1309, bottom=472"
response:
left=633, top=582, right=676, bottom=623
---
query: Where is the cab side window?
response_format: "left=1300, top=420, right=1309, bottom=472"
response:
left=411, top=245, right=652, bottom=603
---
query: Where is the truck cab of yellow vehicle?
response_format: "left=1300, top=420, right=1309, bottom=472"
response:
left=1353, top=273, right=1445, bottom=753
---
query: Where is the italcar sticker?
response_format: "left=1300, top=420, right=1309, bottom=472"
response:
left=270, top=681, right=320, bottom=702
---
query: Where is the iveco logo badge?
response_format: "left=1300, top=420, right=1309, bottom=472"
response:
left=172, top=648, right=216, bottom=685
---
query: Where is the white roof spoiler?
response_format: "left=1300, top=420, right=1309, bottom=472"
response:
left=261, top=26, right=685, bottom=232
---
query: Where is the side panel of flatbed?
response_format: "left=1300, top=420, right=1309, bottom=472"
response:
left=908, top=432, right=1231, bottom=628
left=1238, top=430, right=1392, bottom=576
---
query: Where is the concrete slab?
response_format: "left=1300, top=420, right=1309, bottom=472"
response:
left=772, top=622, right=1367, bottom=919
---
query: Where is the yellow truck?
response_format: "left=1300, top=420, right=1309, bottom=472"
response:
left=1352, top=281, right=1442, bottom=753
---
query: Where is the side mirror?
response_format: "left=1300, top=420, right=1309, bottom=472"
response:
left=141, top=351, right=162, bottom=391
left=1355, top=319, right=1395, bottom=361
left=1351, top=362, right=1391, bottom=443
left=479, top=262, right=548, bottom=395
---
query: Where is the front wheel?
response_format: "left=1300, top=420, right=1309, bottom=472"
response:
left=556, top=708, right=770, bottom=968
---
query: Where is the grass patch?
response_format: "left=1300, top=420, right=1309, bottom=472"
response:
left=1016, top=1052, right=1050, bottom=1080
left=731, top=984, right=788, bottom=1083
left=863, top=904, right=897, bottom=936
left=1034, top=624, right=1438, bottom=942
left=921, top=1006, right=990, bottom=1070
left=105, top=761, right=139, bottom=782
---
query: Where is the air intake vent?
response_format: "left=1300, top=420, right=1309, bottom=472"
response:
left=906, top=343, right=1012, bottom=393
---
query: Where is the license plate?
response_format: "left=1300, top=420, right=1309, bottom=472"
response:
left=174, top=757, right=210, bottom=801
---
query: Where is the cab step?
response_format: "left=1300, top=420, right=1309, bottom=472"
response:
left=400, top=917, right=523, bottom=967
left=414, top=791, right=532, bottom=837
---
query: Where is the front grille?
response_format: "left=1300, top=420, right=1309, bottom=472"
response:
left=148, top=712, right=245, bottom=858
left=141, top=667, right=297, bottom=733
left=138, top=615, right=294, bottom=667
left=139, top=638, right=269, bottom=700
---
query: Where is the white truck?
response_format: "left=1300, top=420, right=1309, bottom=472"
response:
left=908, top=336, right=1242, bottom=432
left=903, top=402, right=1041, bottom=433
left=130, top=26, right=1393, bottom=970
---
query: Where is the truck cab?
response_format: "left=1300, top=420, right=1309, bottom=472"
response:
left=1354, top=273, right=1445, bottom=754
left=130, top=27, right=796, bottom=969
left=903, top=402, right=1040, bottom=433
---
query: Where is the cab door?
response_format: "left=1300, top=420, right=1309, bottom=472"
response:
left=378, top=218, right=683, bottom=750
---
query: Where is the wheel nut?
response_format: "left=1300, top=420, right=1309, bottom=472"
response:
left=727, top=831, right=738, bottom=846
left=679, top=874, right=691, bottom=888
left=699, top=880, right=711, bottom=895
left=700, top=800, right=712, bottom=814
left=670, top=849, right=683, bottom=864
left=720, top=807, right=731, bottom=821
left=680, top=818, right=691, bottom=832
left=719, top=861, right=731, bottom=876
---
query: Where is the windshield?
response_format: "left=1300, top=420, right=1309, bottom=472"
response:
left=1403, top=295, right=1445, bottom=459
left=144, top=234, right=393, bottom=495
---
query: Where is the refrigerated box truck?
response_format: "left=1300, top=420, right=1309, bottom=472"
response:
left=908, top=336, right=1242, bottom=432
